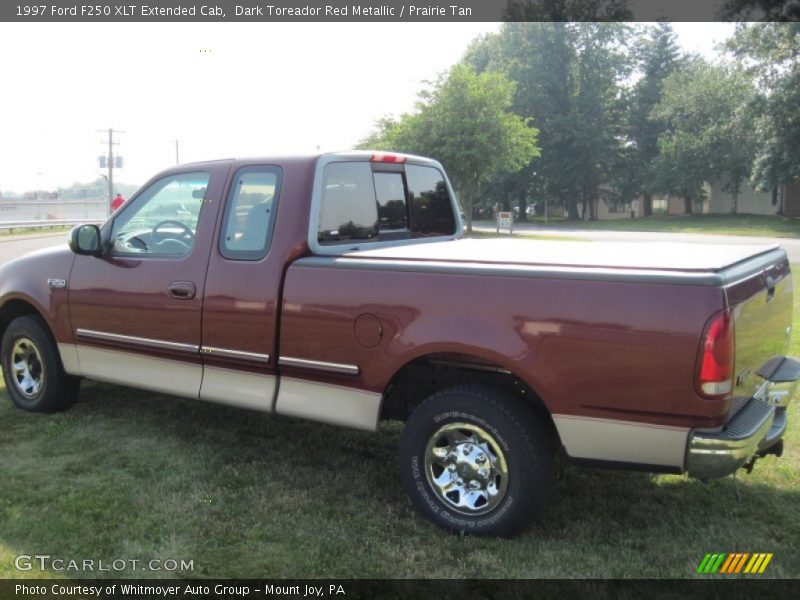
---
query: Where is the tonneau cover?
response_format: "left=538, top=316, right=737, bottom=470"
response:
left=345, top=238, right=780, bottom=273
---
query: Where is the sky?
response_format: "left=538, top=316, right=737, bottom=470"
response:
left=0, top=22, right=735, bottom=194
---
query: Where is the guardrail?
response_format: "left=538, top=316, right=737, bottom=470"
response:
left=0, top=219, right=105, bottom=233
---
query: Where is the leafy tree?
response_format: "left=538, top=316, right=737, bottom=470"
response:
left=57, top=178, right=138, bottom=200
left=503, top=0, right=633, bottom=20
left=719, top=0, right=800, bottom=20
left=571, top=23, right=632, bottom=220
left=624, top=23, right=682, bottom=216
left=465, top=23, right=631, bottom=220
left=359, top=64, right=540, bottom=232
left=652, top=132, right=708, bottom=214
left=728, top=23, right=800, bottom=192
left=651, top=60, right=758, bottom=213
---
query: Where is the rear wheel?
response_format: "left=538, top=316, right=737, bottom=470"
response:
left=399, top=383, right=553, bottom=537
left=1, top=315, right=79, bottom=412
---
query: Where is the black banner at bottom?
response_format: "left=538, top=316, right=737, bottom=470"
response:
left=2, top=579, right=798, bottom=600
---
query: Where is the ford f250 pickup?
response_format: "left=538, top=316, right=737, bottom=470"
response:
left=0, top=151, right=797, bottom=536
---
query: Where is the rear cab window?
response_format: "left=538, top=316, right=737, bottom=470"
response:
left=316, top=157, right=457, bottom=247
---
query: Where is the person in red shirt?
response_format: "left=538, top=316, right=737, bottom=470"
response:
left=111, top=193, right=125, bottom=212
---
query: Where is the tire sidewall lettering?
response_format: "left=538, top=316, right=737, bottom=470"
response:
left=412, top=409, right=517, bottom=530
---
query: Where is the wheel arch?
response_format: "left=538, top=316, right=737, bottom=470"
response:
left=0, top=298, right=50, bottom=344
left=379, top=351, right=560, bottom=448
left=0, top=296, right=80, bottom=412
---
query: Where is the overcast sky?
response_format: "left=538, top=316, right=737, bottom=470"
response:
left=0, top=22, right=734, bottom=193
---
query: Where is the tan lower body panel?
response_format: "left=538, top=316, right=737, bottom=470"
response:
left=61, top=343, right=378, bottom=431
left=276, top=377, right=382, bottom=431
left=57, top=343, right=81, bottom=375
left=553, top=414, right=689, bottom=469
left=200, top=365, right=276, bottom=412
left=72, top=344, right=202, bottom=399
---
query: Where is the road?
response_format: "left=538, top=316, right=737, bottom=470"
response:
left=0, top=227, right=798, bottom=268
left=0, top=232, right=68, bottom=266
left=474, top=222, right=800, bottom=264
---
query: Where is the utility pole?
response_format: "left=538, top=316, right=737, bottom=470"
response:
left=172, top=139, right=180, bottom=165
left=98, top=128, right=124, bottom=217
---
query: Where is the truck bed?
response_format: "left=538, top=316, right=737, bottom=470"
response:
left=344, top=238, right=781, bottom=273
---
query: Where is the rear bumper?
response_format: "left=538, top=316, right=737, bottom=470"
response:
left=686, top=356, right=798, bottom=480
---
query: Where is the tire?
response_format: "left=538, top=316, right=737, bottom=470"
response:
left=1, top=315, right=79, bottom=413
left=399, top=383, right=553, bottom=537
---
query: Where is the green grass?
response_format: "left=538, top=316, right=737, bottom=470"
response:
left=1, top=277, right=799, bottom=580
left=477, top=214, right=800, bottom=238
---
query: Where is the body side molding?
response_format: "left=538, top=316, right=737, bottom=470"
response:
left=278, top=356, right=360, bottom=376
left=200, top=346, right=271, bottom=363
left=75, top=328, right=199, bottom=354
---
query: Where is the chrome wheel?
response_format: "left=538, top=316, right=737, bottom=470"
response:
left=11, top=338, right=44, bottom=399
left=424, top=422, right=509, bottom=515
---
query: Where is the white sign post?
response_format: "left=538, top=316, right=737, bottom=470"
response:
left=496, top=211, right=513, bottom=234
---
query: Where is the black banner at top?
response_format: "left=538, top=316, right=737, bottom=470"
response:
left=3, top=0, right=799, bottom=22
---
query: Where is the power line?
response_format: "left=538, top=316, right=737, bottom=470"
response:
left=97, top=128, right=124, bottom=217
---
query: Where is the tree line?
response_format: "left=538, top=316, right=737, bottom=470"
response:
left=360, top=23, right=800, bottom=231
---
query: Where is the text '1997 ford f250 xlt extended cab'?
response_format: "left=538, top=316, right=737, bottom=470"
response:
left=0, top=151, right=797, bottom=536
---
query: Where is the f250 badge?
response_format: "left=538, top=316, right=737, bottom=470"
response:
left=47, top=278, right=66, bottom=289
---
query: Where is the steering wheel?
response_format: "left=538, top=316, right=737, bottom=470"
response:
left=151, top=220, right=195, bottom=250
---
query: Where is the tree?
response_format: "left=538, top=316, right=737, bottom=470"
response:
left=359, top=64, right=540, bottom=232
left=624, top=23, right=682, bottom=216
left=651, top=59, right=758, bottom=213
left=503, top=0, right=633, bottom=20
left=57, top=178, right=138, bottom=200
left=728, top=23, right=800, bottom=193
left=719, top=0, right=800, bottom=20
left=465, top=23, right=631, bottom=220
left=571, top=23, right=632, bottom=220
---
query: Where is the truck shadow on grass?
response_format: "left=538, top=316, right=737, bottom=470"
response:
left=1, top=380, right=798, bottom=578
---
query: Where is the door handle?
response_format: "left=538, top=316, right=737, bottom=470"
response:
left=168, top=281, right=196, bottom=300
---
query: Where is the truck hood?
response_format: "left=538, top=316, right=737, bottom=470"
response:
left=345, top=238, right=781, bottom=273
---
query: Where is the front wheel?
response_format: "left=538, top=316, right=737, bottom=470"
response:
left=1, top=315, right=79, bottom=412
left=399, top=384, right=554, bottom=537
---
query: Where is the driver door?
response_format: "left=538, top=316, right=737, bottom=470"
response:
left=67, top=164, right=228, bottom=398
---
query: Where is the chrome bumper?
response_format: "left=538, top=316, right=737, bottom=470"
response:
left=686, top=356, right=798, bottom=480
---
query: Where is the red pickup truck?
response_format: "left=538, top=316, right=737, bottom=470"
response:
left=0, top=151, right=797, bottom=536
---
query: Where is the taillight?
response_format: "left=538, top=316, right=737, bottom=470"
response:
left=371, top=153, right=406, bottom=163
left=696, top=309, right=735, bottom=398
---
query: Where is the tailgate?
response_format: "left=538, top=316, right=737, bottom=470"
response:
left=727, top=255, right=793, bottom=401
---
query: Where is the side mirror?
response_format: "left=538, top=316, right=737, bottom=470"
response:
left=69, top=224, right=102, bottom=256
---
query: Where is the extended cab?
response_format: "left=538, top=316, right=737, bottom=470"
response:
left=0, top=151, right=797, bottom=536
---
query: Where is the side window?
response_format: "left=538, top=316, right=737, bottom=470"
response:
left=111, top=172, right=209, bottom=257
left=318, top=162, right=378, bottom=244
left=406, top=165, right=457, bottom=236
left=220, top=166, right=282, bottom=260
left=316, top=160, right=456, bottom=246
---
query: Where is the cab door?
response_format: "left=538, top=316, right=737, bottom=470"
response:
left=199, top=164, right=285, bottom=411
left=67, top=163, right=228, bottom=398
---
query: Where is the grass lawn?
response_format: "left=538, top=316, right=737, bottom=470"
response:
left=478, top=213, right=800, bottom=238
left=1, top=278, right=798, bottom=580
